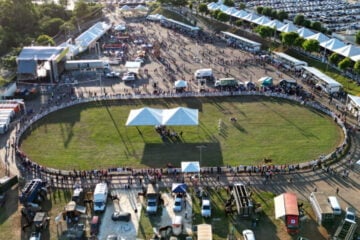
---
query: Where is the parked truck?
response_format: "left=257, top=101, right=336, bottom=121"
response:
left=214, top=78, right=240, bottom=88
left=93, top=183, right=108, bottom=212
left=333, top=220, right=357, bottom=240
left=19, top=179, right=47, bottom=204
left=146, top=184, right=159, bottom=215
left=65, top=60, right=110, bottom=71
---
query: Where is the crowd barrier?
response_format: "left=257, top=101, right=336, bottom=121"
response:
left=15, top=90, right=348, bottom=177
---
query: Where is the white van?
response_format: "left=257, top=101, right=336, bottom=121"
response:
left=194, top=68, right=214, bottom=81
left=328, top=196, right=342, bottom=215
left=93, top=183, right=108, bottom=212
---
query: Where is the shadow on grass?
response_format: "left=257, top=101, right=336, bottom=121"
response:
left=141, top=143, right=223, bottom=168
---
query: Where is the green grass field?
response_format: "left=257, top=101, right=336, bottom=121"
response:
left=19, top=96, right=344, bottom=170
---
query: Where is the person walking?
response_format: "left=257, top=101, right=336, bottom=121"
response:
left=336, top=187, right=339, bottom=195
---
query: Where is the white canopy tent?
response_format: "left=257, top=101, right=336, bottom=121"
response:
left=125, top=61, right=141, bottom=73
left=174, top=80, right=188, bottom=88
left=243, top=13, right=260, bottom=22
left=126, top=107, right=199, bottom=126
left=181, top=161, right=200, bottom=173
left=346, top=95, right=360, bottom=117
left=224, top=7, right=238, bottom=16
left=120, top=5, right=132, bottom=11
left=306, top=33, right=330, bottom=44
left=253, top=16, right=271, bottom=26
left=233, top=10, right=249, bottom=18
left=303, top=66, right=342, bottom=94
left=125, top=107, right=162, bottom=126
left=278, top=22, right=298, bottom=33
left=207, top=2, right=219, bottom=10
left=297, top=27, right=315, bottom=38
left=320, top=38, right=346, bottom=51
left=264, top=20, right=285, bottom=31
left=197, top=224, right=213, bottom=240
left=334, top=44, right=360, bottom=58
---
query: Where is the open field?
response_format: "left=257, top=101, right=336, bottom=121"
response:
left=19, top=96, right=343, bottom=170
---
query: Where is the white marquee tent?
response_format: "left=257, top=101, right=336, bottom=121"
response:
left=334, top=44, right=360, bottom=58
left=181, top=161, right=200, bottom=173
left=174, top=80, right=188, bottom=88
left=346, top=94, right=360, bottom=117
left=253, top=16, right=271, bottom=26
left=243, top=13, right=260, bottom=22
left=278, top=22, right=298, bottom=33
left=126, top=107, right=199, bottom=126
left=320, top=38, right=346, bottom=51
left=233, top=10, right=249, bottom=18
left=297, top=27, right=315, bottom=38
left=264, top=19, right=285, bottom=31
left=306, top=33, right=330, bottom=44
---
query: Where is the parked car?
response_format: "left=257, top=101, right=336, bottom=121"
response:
left=172, top=215, right=183, bottom=236
left=201, top=199, right=211, bottom=218
left=90, top=216, right=101, bottom=235
left=29, top=232, right=41, bottom=240
left=111, top=211, right=131, bottom=222
left=345, top=207, right=356, bottom=223
left=242, top=229, right=256, bottom=240
left=173, top=197, right=183, bottom=212
left=122, top=72, right=137, bottom=81
left=106, top=72, right=121, bottom=78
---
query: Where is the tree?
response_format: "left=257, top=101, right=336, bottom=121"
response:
left=211, top=9, right=221, bottom=18
left=277, top=10, right=288, bottom=21
left=217, top=12, right=230, bottom=22
left=356, top=31, right=360, bottom=45
left=40, top=18, right=65, bottom=36
left=198, top=3, right=208, bottom=15
left=239, top=3, right=246, bottom=9
left=36, top=34, right=55, bottom=46
left=74, top=0, right=90, bottom=19
left=281, top=32, right=299, bottom=46
left=294, top=14, right=305, bottom=26
left=189, top=2, right=192, bottom=10
left=223, top=0, right=234, bottom=7
left=302, top=39, right=320, bottom=53
left=311, top=21, right=322, bottom=31
left=294, top=37, right=305, bottom=47
left=235, top=19, right=242, bottom=27
left=338, top=57, right=353, bottom=71
left=38, top=3, right=70, bottom=20
left=170, top=0, right=188, bottom=8
left=303, top=19, right=311, bottom=28
left=328, top=53, right=340, bottom=65
left=354, top=60, right=360, bottom=75
left=254, top=25, right=274, bottom=39
left=256, top=6, right=263, bottom=14
left=262, top=7, right=272, bottom=17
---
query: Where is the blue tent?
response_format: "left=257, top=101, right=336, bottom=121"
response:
left=172, top=183, right=187, bottom=193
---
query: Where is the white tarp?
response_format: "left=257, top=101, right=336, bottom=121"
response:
left=174, top=80, right=188, bottom=88
left=197, top=224, right=212, bottom=240
left=126, top=107, right=199, bottom=126
left=181, top=161, right=200, bottom=173
left=274, top=194, right=286, bottom=219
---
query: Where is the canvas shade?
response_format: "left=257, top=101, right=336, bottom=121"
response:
left=181, top=161, right=200, bottom=173
left=174, top=80, right=188, bottom=88
left=172, top=183, right=188, bottom=193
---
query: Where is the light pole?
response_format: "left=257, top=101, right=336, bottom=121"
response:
left=97, top=73, right=103, bottom=95
left=196, top=145, right=206, bottom=164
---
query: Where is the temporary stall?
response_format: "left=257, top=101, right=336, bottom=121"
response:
left=297, top=27, right=316, bottom=38
left=172, top=183, right=187, bottom=193
left=125, top=61, right=141, bottom=74
left=346, top=95, right=360, bottom=117
left=197, top=224, right=212, bottom=240
left=302, top=66, right=342, bottom=94
left=258, top=76, right=273, bottom=86
left=274, top=193, right=299, bottom=234
left=278, top=22, right=299, bottom=33
left=181, top=161, right=200, bottom=173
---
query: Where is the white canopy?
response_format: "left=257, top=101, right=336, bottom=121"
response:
left=306, top=33, right=330, bottom=43
left=120, top=5, right=132, bottom=11
left=126, top=107, right=162, bottom=126
left=278, top=22, right=298, bottom=33
left=207, top=2, right=220, bottom=10
left=224, top=7, right=238, bottom=16
left=197, top=224, right=212, bottom=240
left=162, top=107, right=198, bottom=126
left=125, top=61, right=141, bottom=73
left=134, top=5, right=148, bottom=11
left=181, top=161, right=200, bottom=173
left=174, top=80, right=188, bottom=88
left=243, top=13, right=260, bottom=22
left=320, top=38, right=346, bottom=51
left=126, top=107, right=199, bottom=126
left=264, top=19, right=285, bottom=30
left=297, top=27, right=315, bottom=38
left=333, top=44, right=360, bottom=58
left=303, top=66, right=342, bottom=92
left=253, top=16, right=271, bottom=26
left=233, top=10, right=249, bottom=18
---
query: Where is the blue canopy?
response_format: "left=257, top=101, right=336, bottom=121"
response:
left=172, top=183, right=187, bottom=193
